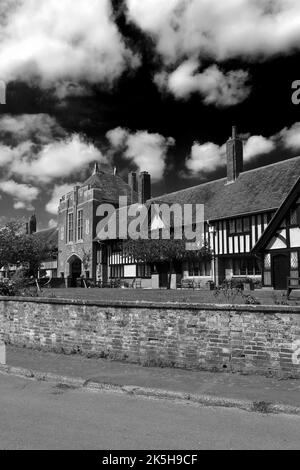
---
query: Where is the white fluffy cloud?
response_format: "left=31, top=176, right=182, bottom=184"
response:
left=127, top=0, right=300, bottom=104
left=10, top=134, right=105, bottom=183
left=186, top=143, right=225, bottom=174
left=0, top=180, right=39, bottom=210
left=0, top=114, right=66, bottom=144
left=156, top=61, right=250, bottom=106
left=0, top=0, right=138, bottom=87
left=127, top=0, right=300, bottom=62
left=46, top=183, right=76, bottom=215
left=243, top=135, right=275, bottom=161
left=187, top=133, right=276, bottom=175
left=278, top=122, right=300, bottom=150
left=107, top=128, right=175, bottom=181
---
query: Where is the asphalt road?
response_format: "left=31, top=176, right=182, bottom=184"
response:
left=0, top=374, right=299, bottom=450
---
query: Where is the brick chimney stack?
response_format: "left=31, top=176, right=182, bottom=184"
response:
left=26, top=214, right=37, bottom=234
left=138, top=171, right=151, bottom=204
left=226, top=126, right=243, bottom=183
left=128, top=171, right=138, bottom=204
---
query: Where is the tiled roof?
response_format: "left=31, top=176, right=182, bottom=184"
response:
left=34, top=226, right=58, bottom=248
left=150, top=156, right=300, bottom=220
left=82, top=170, right=138, bottom=203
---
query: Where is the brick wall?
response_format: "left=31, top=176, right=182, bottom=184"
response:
left=0, top=297, right=300, bottom=378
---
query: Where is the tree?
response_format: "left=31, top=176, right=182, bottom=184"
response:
left=0, top=219, right=57, bottom=277
left=123, top=238, right=212, bottom=289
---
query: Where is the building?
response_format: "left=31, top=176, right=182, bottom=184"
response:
left=252, top=175, right=300, bottom=289
left=17, top=127, right=300, bottom=290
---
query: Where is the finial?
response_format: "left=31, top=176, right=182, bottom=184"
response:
left=93, top=162, right=100, bottom=175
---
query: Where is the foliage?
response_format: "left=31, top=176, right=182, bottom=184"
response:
left=271, top=292, right=289, bottom=305
left=0, top=271, right=39, bottom=297
left=82, top=248, right=92, bottom=272
left=214, top=280, right=261, bottom=305
left=123, top=238, right=212, bottom=289
left=123, top=238, right=211, bottom=265
left=0, top=219, right=57, bottom=277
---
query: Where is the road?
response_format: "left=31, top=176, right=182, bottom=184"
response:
left=0, top=373, right=299, bottom=450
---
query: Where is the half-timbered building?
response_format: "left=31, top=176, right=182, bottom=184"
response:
left=8, top=127, right=300, bottom=290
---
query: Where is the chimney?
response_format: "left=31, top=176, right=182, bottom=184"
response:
left=128, top=171, right=138, bottom=204
left=226, top=126, right=243, bottom=183
left=28, top=214, right=37, bottom=234
left=138, top=171, right=151, bottom=204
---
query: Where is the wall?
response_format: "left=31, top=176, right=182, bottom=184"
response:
left=0, top=297, right=300, bottom=378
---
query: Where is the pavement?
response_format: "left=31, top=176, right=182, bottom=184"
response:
left=1, top=345, right=300, bottom=416
left=1, top=373, right=300, bottom=449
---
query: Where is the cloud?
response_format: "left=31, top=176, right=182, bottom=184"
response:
left=48, top=218, right=57, bottom=228
left=186, top=133, right=276, bottom=175
left=0, top=0, right=138, bottom=87
left=277, top=122, right=300, bottom=150
left=0, top=114, right=66, bottom=144
left=127, top=0, right=300, bottom=63
left=127, top=0, right=300, bottom=105
left=11, top=134, right=106, bottom=183
left=45, top=183, right=76, bottom=214
left=186, top=142, right=226, bottom=174
left=243, top=135, right=275, bottom=161
left=107, top=127, right=175, bottom=181
left=0, top=180, right=39, bottom=210
left=156, top=61, right=250, bottom=106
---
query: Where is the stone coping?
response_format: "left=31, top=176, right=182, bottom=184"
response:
left=0, top=296, right=300, bottom=313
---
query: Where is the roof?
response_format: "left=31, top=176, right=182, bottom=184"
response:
left=33, top=226, right=58, bottom=248
left=81, top=165, right=138, bottom=203
left=150, top=156, right=300, bottom=221
left=252, top=176, right=300, bottom=253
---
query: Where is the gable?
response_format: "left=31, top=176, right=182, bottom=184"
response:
left=252, top=177, right=300, bottom=253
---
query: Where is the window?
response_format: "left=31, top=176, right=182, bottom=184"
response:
left=289, top=205, right=300, bottom=226
left=67, top=213, right=73, bottom=243
left=137, top=264, right=151, bottom=278
left=228, top=217, right=250, bottom=234
left=290, top=252, right=299, bottom=284
left=233, top=257, right=261, bottom=276
left=243, top=217, right=250, bottom=232
left=264, top=253, right=271, bottom=286
left=110, top=265, right=124, bottom=278
left=229, top=220, right=235, bottom=234
left=236, top=218, right=243, bottom=233
left=77, top=210, right=83, bottom=240
left=188, top=260, right=211, bottom=276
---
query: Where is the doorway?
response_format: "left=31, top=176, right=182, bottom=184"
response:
left=69, top=256, right=82, bottom=287
left=272, top=254, right=289, bottom=290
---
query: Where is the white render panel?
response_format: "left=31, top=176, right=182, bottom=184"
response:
left=257, top=215, right=262, bottom=238
left=223, top=222, right=227, bottom=254
left=240, top=236, right=244, bottom=253
left=234, top=236, right=239, bottom=253
left=252, top=216, right=256, bottom=244
left=245, top=235, right=250, bottom=252
left=290, top=228, right=300, bottom=248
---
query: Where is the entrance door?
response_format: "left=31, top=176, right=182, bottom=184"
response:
left=70, top=257, right=82, bottom=287
left=158, top=263, right=169, bottom=288
left=272, top=254, right=289, bottom=290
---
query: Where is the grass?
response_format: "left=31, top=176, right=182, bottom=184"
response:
left=39, top=287, right=300, bottom=305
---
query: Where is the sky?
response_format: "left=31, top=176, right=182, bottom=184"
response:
left=1, top=0, right=300, bottom=229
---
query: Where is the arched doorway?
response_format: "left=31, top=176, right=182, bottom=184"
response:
left=68, top=255, right=82, bottom=287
